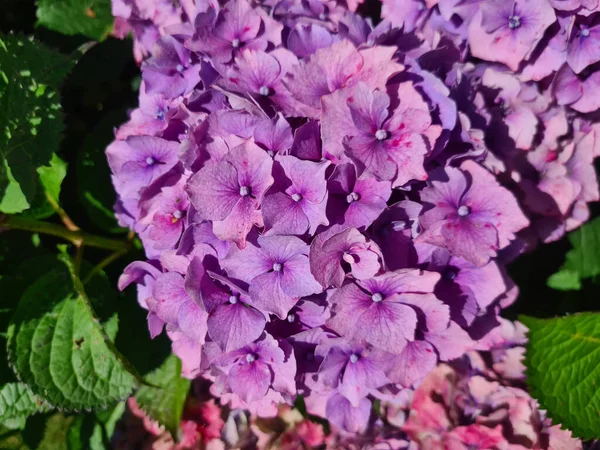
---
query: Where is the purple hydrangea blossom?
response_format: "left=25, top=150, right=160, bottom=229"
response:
left=417, top=161, right=530, bottom=267
left=222, top=234, right=322, bottom=318
left=186, top=140, right=273, bottom=248
left=262, top=155, right=330, bottom=236
left=109, top=0, right=600, bottom=437
left=468, top=0, right=556, bottom=71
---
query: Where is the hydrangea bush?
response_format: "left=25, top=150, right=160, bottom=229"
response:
left=109, top=0, right=600, bottom=438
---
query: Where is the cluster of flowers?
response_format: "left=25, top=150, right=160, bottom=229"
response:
left=382, top=0, right=600, bottom=243
left=114, top=320, right=582, bottom=449
left=109, top=0, right=600, bottom=438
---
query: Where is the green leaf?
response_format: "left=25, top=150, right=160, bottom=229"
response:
left=0, top=383, right=49, bottom=430
left=20, top=154, right=68, bottom=220
left=547, top=269, right=582, bottom=291
left=36, top=0, right=113, bottom=41
left=0, top=35, right=72, bottom=212
left=521, top=313, right=600, bottom=440
left=135, top=354, right=191, bottom=438
left=548, top=217, right=600, bottom=291
left=38, top=153, right=67, bottom=204
left=7, top=263, right=138, bottom=410
left=77, top=109, right=129, bottom=233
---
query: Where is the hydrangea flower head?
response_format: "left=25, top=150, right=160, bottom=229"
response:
left=109, top=0, right=600, bottom=437
left=418, top=161, right=530, bottom=267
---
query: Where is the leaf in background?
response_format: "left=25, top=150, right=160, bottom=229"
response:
left=6, top=263, right=138, bottom=410
left=0, top=35, right=72, bottom=212
left=521, top=313, right=600, bottom=440
left=0, top=383, right=49, bottom=430
left=548, top=217, right=600, bottom=291
left=135, top=354, right=191, bottom=438
left=77, top=109, right=129, bottom=233
left=20, top=153, right=68, bottom=219
left=36, top=0, right=113, bottom=41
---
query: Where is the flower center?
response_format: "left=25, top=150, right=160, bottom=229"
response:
left=508, top=15, right=521, bottom=29
left=246, top=353, right=257, bottom=363
left=176, top=63, right=184, bottom=73
left=155, top=109, right=166, bottom=120
left=346, top=192, right=360, bottom=203
left=229, top=294, right=239, bottom=304
left=371, top=292, right=384, bottom=302
left=239, top=185, right=251, bottom=197
left=291, top=193, right=302, bottom=202
left=375, top=129, right=388, bottom=141
left=232, top=38, right=241, bottom=48
left=259, top=86, right=271, bottom=96
left=457, top=205, right=471, bottom=217
left=319, top=12, right=328, bottom=20
left=146, top=156, right=156, bottom=165
left=342, top=252, right=356, bottom=264
left=390, top=220, right=407, bottom=231
left=349, top=353, right=359, bottom=363
left=172, top=210, right=183, bottom=220
left=287, top=313, right=296, bottom=323
left=272, top=262, right=283, bottom=272
left=582, top=28, right=591, bottom=37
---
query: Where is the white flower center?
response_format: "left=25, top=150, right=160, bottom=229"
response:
left=457, top=205, right=471, bottom=217
left=508, top=15, right=521, bottom=29
left=375, top=129, right=388, bottom=141
left=146, top=156, right=155, bottom=165
left=346, top=192, right=360, bottom=203
left=229, top=295, right=239, bottom=304
left=349, top=353, right=359, bottom=363
left=273, top=262, right=283, bottom=272
left=391, top=220, right=407, bottom=231
left=259, top=86, right=270, bottom=96
left=239, top=186, right=251, bottom=197
left=291, top=193, right=302, bottom=202
left=176, top=63, right=184, bottom=72
left=582, top=28, right=591, bottom=37
left=172, top=210, right=183, bottom=220
left=287, top=313, right=296, bottom=323
left=246, top=353, right=257, bottom=363
left=232, top=38, right=241, bottom=48
left=371, top=292, right=384, bottom=303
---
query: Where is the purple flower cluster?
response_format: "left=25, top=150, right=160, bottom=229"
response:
left=382, top=0, right=600, bottom=243
left=110, top=0, right=600, bottom=435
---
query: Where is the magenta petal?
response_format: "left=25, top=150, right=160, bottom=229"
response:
left=356, top=300, right=418, bottom=353
left=153, top=272, right=190, bottom=324
left=326, top=393, right=371, bottom=434
left=553, top=64, right=583, bottom=106
left=426, top=321, right=474, bottom=361
left=279, top=254, right=322, bottom=298
left=318, top=346, right=349, bottom=389
left=177, top=300, right=208, bottom=343
left=186, top=160, right=240, bottom=221
left=263, top=192, right=310, bottom=236
left=228, top=361, right=271, bottom=403
left=208, top=303, right=266, bottom=352
left=249, top=271, right=298, bottom=319
left=399, top=293, right=450, bottom=333
left=340, top=355, right=389, bottom=406
left=147, top=312, right=165, bottom=339
left=212, top=196, right=261, bottom=248
left=388, top=340, right=437, bottom=387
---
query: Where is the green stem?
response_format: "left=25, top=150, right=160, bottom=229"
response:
left=83, top=246, right=130, bottom=285
left=0, top=215, right=129, bottom=251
